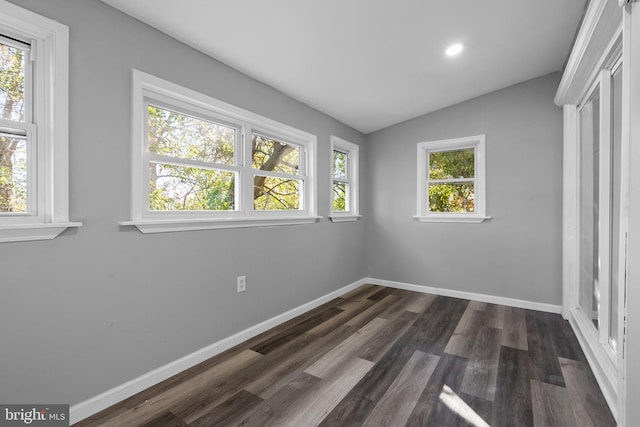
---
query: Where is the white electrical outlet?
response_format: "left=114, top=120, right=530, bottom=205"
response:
left=237, top=275, right=246, bottom=293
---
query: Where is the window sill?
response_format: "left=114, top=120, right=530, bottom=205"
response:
left=413, top=215, right=491, bottom=224
left=119, top=216, right=322, bottom=234
left=328, top=214, right=361, bottom=223
left=0, top=222, right=83, bottom=243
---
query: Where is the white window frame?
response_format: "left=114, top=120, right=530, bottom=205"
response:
left=0, top=1, right=80, bottom=243
left=329, top=135, right=360, bottom=222
left=415, top=134, right=489, bottom=223
left=121, top=70, right=319, bottom=233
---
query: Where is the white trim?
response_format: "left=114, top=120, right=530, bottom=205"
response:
left=328, top=214, right=361, bottom=223
left=118, top=216, right=321, bottom=233
left=364, top=277, right=562, bottom=314
left=562, top=105, right=579, bottom=320
left=0, top=221, right=81, bottom=242
left=69, top=277, right=368, bottom=424
left=555, top=0, right=608, bottom=104
left=555, top=0, right=622, bottom=105
left=618, top=3, right=640, bottom=423
left=413, top=215, right=490, bottom=224
left=0, top=0, right=81, bottom=242
left=558, top=0, right=631, bottom=420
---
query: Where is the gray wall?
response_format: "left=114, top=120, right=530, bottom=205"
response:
left=0, top=0, right=365, bottom=405
left=0, top=0, right=566, bottom=410
left=363, top=73, right=563, bottom=305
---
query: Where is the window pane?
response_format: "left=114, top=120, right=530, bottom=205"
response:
left=429, top=148, right=475, bottom=180
left=254, top=175, right=300, bottom=210
left=429, top=183, right=474, bottom=212
left=0, top=135, right=27, bottom=212
left=332, top=182, right=348, bottom=212
left=333, top=149, right=347, bottom=180
left=149, top=162, right=235, bottom=211
left=610, top=66, right=623, bottom=348
left=579, top=89, right=600, bottom=329
left=0, top=41, right=26, bottom=122
left=252, top=134, right=300, bottom=175
left=147, top=105, right=235, bottom=165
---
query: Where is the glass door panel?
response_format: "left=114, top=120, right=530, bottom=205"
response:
left=609, top=65, right=623, bottom=350
left=579, top=87, right=600, bottom=330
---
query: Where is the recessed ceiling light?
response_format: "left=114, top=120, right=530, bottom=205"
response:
left=445, top=43, right=464, bottom=56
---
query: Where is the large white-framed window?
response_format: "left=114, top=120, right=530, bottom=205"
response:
left=415, top=135, right=489, bottom=223
left=329, top=135, right=360, bottom=222
left=0, top=1, right=80, bottom=243
left=121, top=70, right=319, bottom=233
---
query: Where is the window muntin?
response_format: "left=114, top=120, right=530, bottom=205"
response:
left=129, top=70, right=318, bottom=231
left=416, top=135, right=487, bottom=222
left=329, top=136, right=359, bottom=221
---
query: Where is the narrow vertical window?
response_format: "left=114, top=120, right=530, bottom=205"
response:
left=332, top=148, right=348, bottom=212
left=329, top=136, right=360, bottom=222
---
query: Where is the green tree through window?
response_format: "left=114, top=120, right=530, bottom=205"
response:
left=146, top=105, right=304, bottom=211
left=0, top=39, right=27, bottom=213
left=147, top=105, right=236, bottom=211
left=428, top=148, right=475, bottom=213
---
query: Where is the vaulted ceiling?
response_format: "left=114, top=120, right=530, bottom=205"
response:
left=101, top=0, right=587, bottom=134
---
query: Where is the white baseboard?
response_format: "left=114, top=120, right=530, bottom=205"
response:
left=70, top=276, right=560, bottom=424
left=69, top=278, right=367, bottom=425
left=364, top=277, right=562, bottom=314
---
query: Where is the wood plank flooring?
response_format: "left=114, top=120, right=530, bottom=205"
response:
left=74, top=285, right=616, bottom=427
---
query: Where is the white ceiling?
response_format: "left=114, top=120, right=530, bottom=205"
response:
left=101, top=0, right=587, bottom=134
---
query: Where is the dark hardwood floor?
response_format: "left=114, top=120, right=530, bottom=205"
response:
left=74, top=284, right=616, bottom=427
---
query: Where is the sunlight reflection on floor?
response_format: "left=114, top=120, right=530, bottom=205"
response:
left=439, top=384, right=490, bottom=427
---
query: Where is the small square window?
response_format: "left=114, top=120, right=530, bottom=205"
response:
left=416, top=135, right=489, bottom=223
